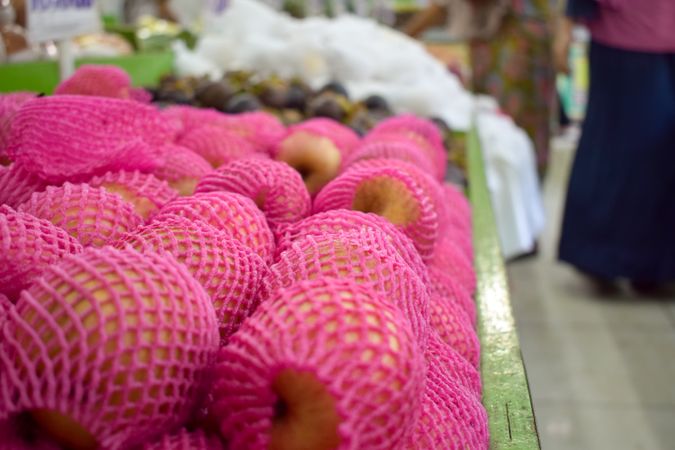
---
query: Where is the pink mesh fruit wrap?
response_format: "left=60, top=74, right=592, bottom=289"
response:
left=153, top=144, right=213, bottom=196
left=0, top=247, right=219, bottom=449
left=0, top=163, right=47, bottom=209
left=266, top=231, right=430, bottom=343
left=114, top=217, right=269, bottom=343
left=0, top=293, right=10, bottom=325
left=18, top=183, right=143, bottom=248
left=213, top=277, right=425, bottom=450
left=54, top=65, right=137, bottom=100
left=368, top=115, right=446, bottom=181
left=5, top=95, right=173, bottom=183
left=161, top=106, right=230, bottom=140
left=154, top=191, right=275, bottom=264
left=87, top=170, right=178, bottom=220
left=430, top=233, right=476, bottom=295
left=141, top=429, right=225, bottom=450
left=282, top=118, right=360, bottom=156
left=222, top=111, right=286, bottom=154
left=313, top=164, right=439, bottom=260
left=177, top=124, right=258, bottom=168
left=0, top=92, right=37, bottom=162
left=195, top=157, right=311, bottom=230
left=404, top=367, right=488, bottom=449
left=343, top=138, right=435, bottom=176
left=426, top=331, right=482, bottom=398
left=428, top=265, right=476, bottom=325
left=348, top=158, right=447, bottom=223
left=429, top=293, right=479, bottom=368
left=0, top=205, right=83, bottom=301
left=274, top=209, right=429, bottom=285
left=442, top=182, right=472, bottom=232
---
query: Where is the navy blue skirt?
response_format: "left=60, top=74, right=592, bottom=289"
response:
left=559, top=41, right=675, bottom=282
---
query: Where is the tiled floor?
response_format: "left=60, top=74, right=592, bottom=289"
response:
left=506, top=137, right=675, bottom=449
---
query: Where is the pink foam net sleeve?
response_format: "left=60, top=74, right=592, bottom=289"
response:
left=0, top=205, right=83, bottom=301
left=429, top=233, right=476, bottom=295
left=343, top=138, right=435, bottom=176
left=442, top=182, right=472, bottom=231
left=161, top=106, right=231, bottom=140
left=274, top=209, right=428, bottom=285
left=114, top=216, right=269, bottom=344
left=367, top=114, right=447, bottom=181
left=195, top=157, right=311, bottom=231
left=425, top=331, right=482, bottom=399
left=266, top=231, right=430, bottom=344
left=404, top=359, right=489, bottom=450
left=140, top=429, right=225, bottom=450
left=313, top=164, right=439, bottom=260
left=5, top=95, right=173, bottom=183
left=152, top=144, right=213, bottom=196
left=0, top=92, right=37, bottom=161
left=0, top=163, right=48, bottom=209
left=212, top=277, right=425, bottom=450
left=153, top=191, right=275, bottom=264
left=87, top=170, right=178, bottom=220
left=283, top=118, right=360, bottom=157
left=0, top=247, right=219, bottom=449
left=428, top=294, right=480, bottom=368
left=18, top=183, right=143, bottom=248
left=428, top=265, right=476, bottom=325
left=221, top=111, right=286, bottom=154
left=177, top=124, right=259, bottom=168
left=54, top=65, right=134, bottom=100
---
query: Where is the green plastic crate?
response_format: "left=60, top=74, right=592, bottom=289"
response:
left=0, top=51, right=174, bottom=94
left=468, top=129, right=540, bottom=449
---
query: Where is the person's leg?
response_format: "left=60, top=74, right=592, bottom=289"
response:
left=559, top=42, right=675, bottom=284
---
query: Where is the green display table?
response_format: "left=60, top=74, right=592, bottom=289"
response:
left=468, top=129, right=540, bottom=449
left=0, top=52, right=173, bottom=94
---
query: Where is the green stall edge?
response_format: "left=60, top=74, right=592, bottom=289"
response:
left=0, top=52, right=174, bottom=94
left=467, top=128, right=540, bottom=449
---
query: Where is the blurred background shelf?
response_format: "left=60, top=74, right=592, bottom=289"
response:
left=0, top=51, right=174, bottom=94
left=468, top=128, right=540, bottom=449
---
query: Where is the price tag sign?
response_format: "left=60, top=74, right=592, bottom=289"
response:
left=27, top=0, right=101, bottom=43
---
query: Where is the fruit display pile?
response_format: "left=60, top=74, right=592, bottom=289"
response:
left=0, top=66, right=488, bottom=449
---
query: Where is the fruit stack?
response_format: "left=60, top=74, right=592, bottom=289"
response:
left=0, top=66, right=487, bottom=449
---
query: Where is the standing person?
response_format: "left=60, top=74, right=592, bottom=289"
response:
left=557, top=0, right=675, bottom=293
left=405, top=0, right=557, bottom=170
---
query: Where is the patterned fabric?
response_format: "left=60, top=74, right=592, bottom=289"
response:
left=470, top=2, right=556, bottom=168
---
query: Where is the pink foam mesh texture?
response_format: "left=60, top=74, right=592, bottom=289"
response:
left=313, top=164, right=439, bottom=260
left=18, top=183, right=143, bottom=248
left=0, top=205, right=83, bottom=301
left=404, top=360, right=489, bottom=450
left=266, top=231, right=430, bottom=344
left=348, top=158, right=447, bottom=223
left=428, top=265, right=476, bottom=325
left=0, top=247, right=219, bottom=449
left=161, top=106, right=230, bottom=140
left=430, top=233, right=476, bottom=295
left=0, top=163, right=48, bottom=209
left=195, top=157, right=311, bottom=230
left=0, top=293, right=10, bottom=327
left=429, top=293, right=479, bottom=368
left=87, top=170, right=178, bottom=220
left=154, top=191, right=275, bottom=264
left=177, top=124, right=258, bottom=168
left=343, top=138, right=435, bottom=176
left=5, top=95, right=173, bottom=183
left=442, top=183, right=472, bottom=231
left=153, top=144, right=213, bottom=195
left=283, top=118, right=359, bottom=157
left=54, top=65, right=133, bottom=99
left=274, top=209, right=428, bottom=284
left=368, top=115, right=446, bottom=180
left=426, top=331, right=482, bottom=398
left=221, top=111, right=286, bottom=154
left=213, top=277, right=425, bottom=450
left=114, top=216, right=269, bottom=343
left=140, top=429, right=225, bottom=450
left=0, top=92, right=37, bottom=161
